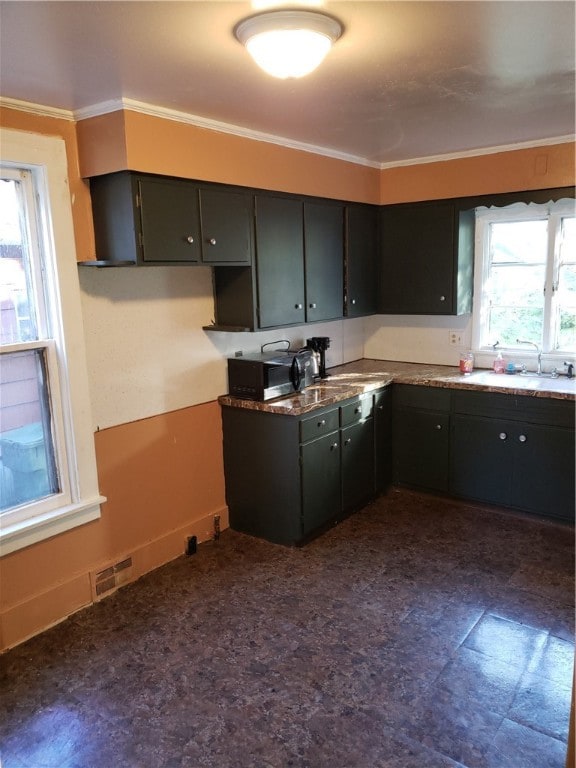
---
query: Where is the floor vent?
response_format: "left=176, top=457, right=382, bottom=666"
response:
left=91, top=556, right=134, bottom=600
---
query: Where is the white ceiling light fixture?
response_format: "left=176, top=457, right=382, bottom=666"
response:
left=234, top=9, right=343, bottom=79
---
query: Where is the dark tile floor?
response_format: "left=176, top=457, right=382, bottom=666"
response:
left=1, top=489, right=574, bottom=768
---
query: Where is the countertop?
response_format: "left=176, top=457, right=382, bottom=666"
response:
left=218, top=359, right=576, bottom=416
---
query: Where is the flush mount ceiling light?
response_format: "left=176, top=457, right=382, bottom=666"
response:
left=234, top=9, right=343, bottom=79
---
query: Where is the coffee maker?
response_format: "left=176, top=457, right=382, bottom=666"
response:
left=306, top=336, right=331, bottom=379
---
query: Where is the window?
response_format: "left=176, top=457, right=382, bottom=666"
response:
left=0, top=129, right=104, bottom=556
left=472, top=199, right=576, bottom=360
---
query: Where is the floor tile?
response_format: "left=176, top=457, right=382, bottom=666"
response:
left=434, top=646, right=524, bottom=714
left=508, top=671, right=572, bottom=742
left=527, top=634, right=575, bottom=685
left=462, top=613, right=548, bottom=670
left=485, top=718, right=568, bottom=768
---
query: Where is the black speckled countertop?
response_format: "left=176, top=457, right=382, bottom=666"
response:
left=218, top=359, right=576, bottom=415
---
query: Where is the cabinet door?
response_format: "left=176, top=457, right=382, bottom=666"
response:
left=374, top=388, right=393, bottom=494
left=301, top=433, right=341, bottom=536
left=304, top=201, right=344, bottom=322
left=512, top=423, right=575, bottom=521
left=394, top=408, right=450, bottom=491
left=199, top=187, right=252, bottom=265
left=345, top=204, right=378, bottom=316
left=255, top=195, right=305, bottom=328
left=450, top=414, right=513, bottom=506
left=379, top=202, right=455, bottom=314
left=138, top=177, right=201, bottom=263
left=342, top=419, right=375, bottom=513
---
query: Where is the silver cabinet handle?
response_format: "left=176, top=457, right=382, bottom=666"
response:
left=208, top=238, right=217, bottom=246
left=318, top=419, right=326, bottom=427
left=309, top=303, right=317, bottom=309
left=439, top=295, right=446, bottom=302
left=354, top=406, right=361, bottom=414
left=435, top=424, right=442, bottom=430
left=519, top=434, right=527, bottom=443
left=344, top=438, right=352, bottom=446
left=295, top=303, right=303, bottom=310
left=330, top=442, right=339, bottom=451
left=186, top=236, right=195, bottom=244
left=499, top=432, right=507, bottom=440
left=351, top=299, right=356, bottom=305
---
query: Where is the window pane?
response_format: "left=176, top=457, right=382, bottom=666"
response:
left=488, top=264, right=545, bottom=306
left=490, top=220, right=548, bottom=264
left=0, top=349, right=59, bottom=512
left=487, top=306, right=544, bottom=347
left=0, top=177, right=38, bottom=342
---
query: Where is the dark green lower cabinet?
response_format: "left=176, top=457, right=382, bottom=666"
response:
left=222, top=392, right=388, bottom=545
left=451, top=414, right=575, bottom=520
left=374, top=388, right=393, bottom=494
left=342, top=418, right=375, bottom=513
left=301, top=433, right=341, bottom=537
left=394, top=408, right=450, bottom=492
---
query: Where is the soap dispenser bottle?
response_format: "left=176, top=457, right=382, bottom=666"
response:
left=493, top=343, right=506, bottom=374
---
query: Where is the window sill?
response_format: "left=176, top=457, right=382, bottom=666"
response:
left=0, top=495, right=106, bottom=557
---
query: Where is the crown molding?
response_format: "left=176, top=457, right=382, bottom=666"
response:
left=73, top=97, right=382, bottom=168
left=2, top=96, right=573, bottom=170
left=0, top=96, right=75, bottom=121
left=378, top=135, right=576, bottom=170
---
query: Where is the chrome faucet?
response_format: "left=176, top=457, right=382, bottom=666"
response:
left=516, top=339, right=542, bottom=375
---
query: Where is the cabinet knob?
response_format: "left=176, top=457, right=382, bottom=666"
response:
left=499, top=432, right=507, bottom=440
left=309, top=303, right=317, bottom=309
left=439, top=295, right=446, bottom=302
left=435, top=424, right=442, bottom=430
left=186, top=236, right=195, bottom=244
left=351, top=299, right=356, bottom=305
left=295, top=303, right=303, bottom=310
left=518, top=434, right=527, bottom=443
left=344, top=438, right=352, bottom=446
left=208, top=237, right=217, bottom=246
left=318, top=419, right=326, bottom=427
left=330, top=442, right=339, bottom=451
left=354, top=406, right=361, bottom=414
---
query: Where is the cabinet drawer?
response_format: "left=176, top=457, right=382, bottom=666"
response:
left=300, top=408, right=339, bottom=443
left=340, top=394, right=374, bottom=427
left=454, top=390, right=575, bottom=427
left=394, top=384, right=451, bottom=412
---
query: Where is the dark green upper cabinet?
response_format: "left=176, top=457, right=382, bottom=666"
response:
left=304, top=201, right=344, bottom=322
left=379, top=199, right=474, bottom=315
left=345, top=203, right=378, bottom=317
left=255, top=194, right=306, bottom=328
left=198, top=187, right=253, bottom=265
left=139, top=176, right=201, bottom=263
left=89, top=171, right=253, bottom=266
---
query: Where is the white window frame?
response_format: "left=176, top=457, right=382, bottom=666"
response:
left=0, top=128, right=105, bottom=556
left=471, top=198, right=576, bottom=369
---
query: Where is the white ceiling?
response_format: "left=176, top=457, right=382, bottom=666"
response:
left=1, top=1, right=574, bottom=166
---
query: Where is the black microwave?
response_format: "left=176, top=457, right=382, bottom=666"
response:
left=227, top=350, right=315, bottom=401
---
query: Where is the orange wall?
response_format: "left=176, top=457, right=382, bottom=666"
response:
left=0, top=106, right=96, bottom=261
left=77, top=110, right=382, bottom=203
left=380, top=142, right=575, bottom=204
left=0, top=401, right=227, bottom=650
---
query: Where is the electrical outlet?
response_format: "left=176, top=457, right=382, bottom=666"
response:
left=234, top=350, right=243, bottom=357
left=449, top=330, right=464, bottom=347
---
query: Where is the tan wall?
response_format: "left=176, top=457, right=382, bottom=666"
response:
left=380, top=142, right=575, bottom=204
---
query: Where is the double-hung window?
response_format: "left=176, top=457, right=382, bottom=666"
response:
left=472, top=199, right=576, bottom=362
left=0, top=129, right=104, bottom=556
